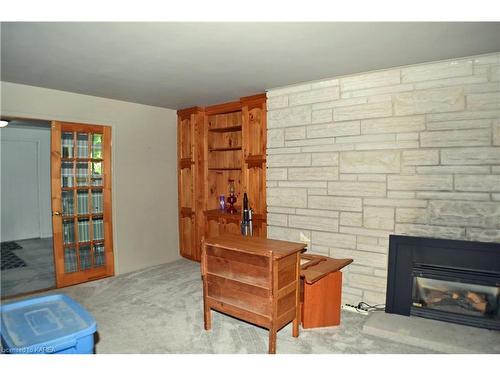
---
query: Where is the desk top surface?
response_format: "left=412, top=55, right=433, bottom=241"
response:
left=205, top=234, right=306, bottom=259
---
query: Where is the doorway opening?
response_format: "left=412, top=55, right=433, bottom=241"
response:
left=1, top=118, right=55, bottom=298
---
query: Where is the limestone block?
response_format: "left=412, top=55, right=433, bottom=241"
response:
left=286, top=138, right=334, bottom=147
left=415, top=192, right=490, bottom=201
left=427, top=109, right=499, bottom=122
left=267, top=105, right=311, bottom=128
left=428, top=200, right=500, bottom=227
left=340, top=69, right=400, bottom=92
left=267, top=213, right=288, bottom=227
left=339, top=150, right=401, bottom=173
left=312, top=108, right=333, bottom=124
left=301, top=143, right=355, bottom=152
left=312, top=231, right=356, bottom=249
left=363, top=290, right=387, bottom=305
left=268, top=206, right=296, bottom=214
left=311, top=152, right=339, bottom=166
left=416, top=166, right=490, bottom=175
left=358, top=174, right=386, bottom=182
left=306, top=121, right=360, bottom=138
left=467, top=92, right=500, bottom=110
left=288, top=166, right=339, bottom=182
left=340, top=174, right=358, bottom=181
left=426, top=119, right=491, bottom=131
left=441, top=147, right=500, bottom=165
left=347, top=274, right=387, bottom=292
left=336, top=133, right=395, bottom=144
left=394, top=87, right=465, bottom=115
left=401, top=59, right=473, bottom=82
left=267, top=226, right=311, bottom=245
left=284, top=126, right=306, bottom=140
left=354, top=141, right=419, bottom=150
left=357, top=236, right=380, bottom=246
left=267, top=128, right=284, bottom=148
left=267, top=153, right=311, bottom=167
left=414, top=74, right=488, bottom=90
left=328, top=181, right=386, bottom=197
left=402, top=150, right=439, bottom=166
left=490, top=65, right=500, bottom=81
left=288, top=215, right=339, bottom=232
left=395, top=223, right=465, bottom=240
left=340, top=212, right=363, bottom=227
left=311, top=78, right=340, bottom=89
left=396, top=208, right=428, bottom=224
left=339, top=226, right=393, bottom=238
left=266, top=168, right=287, bottom=181
left=267, top=187, right=307, bottom=208
left=295, top=208, right=339, bottom=218
left=344, top=84, right=414, bottom=99
left=334, top=101, right=393, bottom=122
left=364, top=198, right=428, bottom=208
left=307, top=188, right=327, bottom=196
left=388, top=175, right=453, bottom=191
left=388, top=191, right=416, bottom=199
left=473, top=53, right=500, bottom=65
left=455, top=175, right=500, bottom=192
left=289, top=86, right=340, bottom=106
left=466, top=228, right=500, bottom=243
left=309, top=195, right=362, bottom=212
left=329, top=247, right=388, bottom=269
left=312, top=97, right=367, bottom=110
left=357, top=242, right=388, bottom=254
left=267, top=95, right=289, bottom=110
left=397, top=132, right=419, bottom=141
left=267, top=147, right=301, bottom=155
left=364, top=207, right=395, bottom=230
left=420, top=128, right=491, bottom=148
left=494, top=121, right=500, bottom=146
left=279, top=181, right=327, bottom=188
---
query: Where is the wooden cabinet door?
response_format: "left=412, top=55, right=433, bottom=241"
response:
left=178, top=112, right=197, bottom=260
left=51, top=121, right=114, bottom=288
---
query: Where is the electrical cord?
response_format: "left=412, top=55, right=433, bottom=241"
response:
left=356, top=301, right=386, bottom=312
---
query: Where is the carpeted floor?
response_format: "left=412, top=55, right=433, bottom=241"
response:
left=5, top=258, right=436, bottom=354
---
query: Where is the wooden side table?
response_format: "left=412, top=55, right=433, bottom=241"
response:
left=300, top=254, right=353, bottom=329
left=201, top=234, right=306, bottom=354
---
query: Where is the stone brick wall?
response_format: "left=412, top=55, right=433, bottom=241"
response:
left=265, top=53, right=500, bottom=305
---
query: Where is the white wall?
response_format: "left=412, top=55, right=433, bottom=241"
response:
left=266, top=52, right=500, bottom=306
left=1, top=125, right=52, bottom=241
left=0, top=81, right=179, bottom=275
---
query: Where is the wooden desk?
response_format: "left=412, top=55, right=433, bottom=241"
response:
left=201, top=234, right=306, bottom=354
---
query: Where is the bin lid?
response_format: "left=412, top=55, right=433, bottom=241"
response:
left=1, top=294, right=96, bottom=353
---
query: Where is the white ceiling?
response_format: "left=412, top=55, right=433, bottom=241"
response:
left=1, top=22, right=499, bottom=109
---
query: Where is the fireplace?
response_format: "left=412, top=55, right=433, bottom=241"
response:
left=385, top=235, right=500, bottom=330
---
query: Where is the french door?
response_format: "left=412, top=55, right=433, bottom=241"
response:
left=51, top=121, right=114, bottom=288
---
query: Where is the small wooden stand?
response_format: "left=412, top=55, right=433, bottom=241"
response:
left=300, top=254, right=352, bottom=329
left=201, top=234, right=306, bottom=354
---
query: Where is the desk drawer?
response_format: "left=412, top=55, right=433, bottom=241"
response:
left=206, top=246, right=270, bottom=288
left=206, top=274, right=271, bottom=317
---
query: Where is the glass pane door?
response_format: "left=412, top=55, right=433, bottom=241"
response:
left=59, top=130, right=106, bottom=275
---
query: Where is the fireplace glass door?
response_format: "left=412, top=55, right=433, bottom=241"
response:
left=413, top=276, right=500, bottom=323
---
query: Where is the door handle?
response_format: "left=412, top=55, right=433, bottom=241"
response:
left=52, top=211, right=62, bottom=216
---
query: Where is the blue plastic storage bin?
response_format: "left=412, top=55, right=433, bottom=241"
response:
left=1, top=294, right=96, bottom=354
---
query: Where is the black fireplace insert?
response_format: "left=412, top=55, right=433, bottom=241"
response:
left=385, top=235, right=500, bottom=330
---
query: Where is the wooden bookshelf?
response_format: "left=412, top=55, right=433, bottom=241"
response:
left=177, top=94, right=267, bottom=261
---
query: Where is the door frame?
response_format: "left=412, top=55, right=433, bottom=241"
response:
left=51, top=120, right=115, bottom=288
left=0, top=116, right=116, bottom=299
